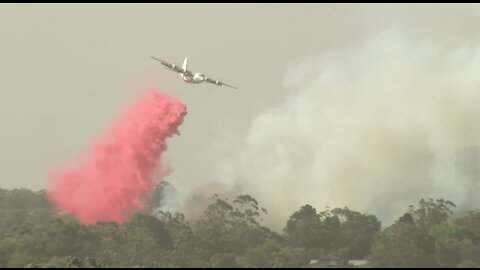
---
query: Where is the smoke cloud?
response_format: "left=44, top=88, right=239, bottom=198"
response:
left=47, top=90, right=187, bottom=225
left=213, top=29, right=480, bottom=230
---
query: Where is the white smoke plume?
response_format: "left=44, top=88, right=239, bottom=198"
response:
left=211, top=29, right=480, bottom=230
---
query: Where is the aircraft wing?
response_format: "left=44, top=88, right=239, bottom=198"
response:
left=205, top=77, right=238, bottom=89
left=151, top=57, right=188, bottom=74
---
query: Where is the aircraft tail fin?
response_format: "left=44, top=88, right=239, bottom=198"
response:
left=182, top=57, right=188, bottom=72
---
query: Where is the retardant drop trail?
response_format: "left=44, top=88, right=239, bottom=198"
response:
left=46, top=90, right=187, bottom=225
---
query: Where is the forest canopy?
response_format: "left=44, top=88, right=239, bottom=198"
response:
left=0, top=186, right=479, bottom=268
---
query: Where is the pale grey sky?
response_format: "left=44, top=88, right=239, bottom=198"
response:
left=1, top=3, right=480, bottom=196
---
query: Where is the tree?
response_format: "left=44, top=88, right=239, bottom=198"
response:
left=206, top=253, right=240, bottom=268
left=242, top=239, right=283, bottom=268
left=272, top=246, right=310, bottom=268
left=429, top=217, right=480, bottom=267
left=284, top=204, right=323, bottom=250
left=327, top=207, right=381, bottom=261
left=42, top=256, right=99, bottom=268
left=231, top=194, right=267, bottom=226
left=455, top=210, right=480, bottom=239
left=157, top=211, right=202, bottom=267
left=117, top=213, right=173, bottom=267
left=367, top=221, right=438, bottom=268
left=284, top=205, right=381, bottom=261
left=0, top=189, right=49, bottom=210
left=9, top=215, right=100, bottom=263
left=125, top=213, right=172, bottom=250
left=458, top=260, right=480, bottom=268
left=408, top=198, right=456, bottom=231
left=429, top=222, right=465, bottom=267
left=193, top=194, right=272, bottom=259
left=7, top=252, right=36, bottom=268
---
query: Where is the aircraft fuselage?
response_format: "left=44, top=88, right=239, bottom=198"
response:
left=180, top=73, right=206, bottom=84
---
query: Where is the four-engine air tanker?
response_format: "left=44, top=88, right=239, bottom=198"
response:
left=151, top=56, right=237, bottom=89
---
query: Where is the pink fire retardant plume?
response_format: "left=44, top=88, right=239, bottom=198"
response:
left=47, top=90, right=187, bottom=225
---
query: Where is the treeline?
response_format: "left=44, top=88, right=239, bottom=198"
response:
left=0, top=186, right=479, bottom=268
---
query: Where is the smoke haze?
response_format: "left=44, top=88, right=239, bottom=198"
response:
left=206, top=29, right=480, bottom=230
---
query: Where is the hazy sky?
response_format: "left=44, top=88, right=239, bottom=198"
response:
left=2, top=5, right=480, bottom=224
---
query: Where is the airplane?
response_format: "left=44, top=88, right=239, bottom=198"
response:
left=151, top=56, right=237, bottom=89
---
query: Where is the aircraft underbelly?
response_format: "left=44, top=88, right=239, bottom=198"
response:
left=183, top=77, right=202, bottom=84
